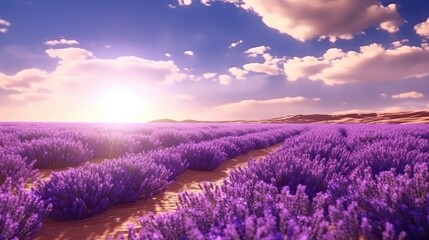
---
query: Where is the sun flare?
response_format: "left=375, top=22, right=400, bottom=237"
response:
left=99, top=89, right=142, bottom=122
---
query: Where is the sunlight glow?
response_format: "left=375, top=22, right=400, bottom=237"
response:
left=99, top=89, right=142, bottom=122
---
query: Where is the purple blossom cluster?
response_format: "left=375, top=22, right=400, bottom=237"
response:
left=14, top=138, right=94, bottom=169
left=125, top=125, right=429, bottom=240
left=0, top=178, right=50, bottom=239
left=35, top=158, right=171, bottom=220
left=0, top=150, right=38, bottom=187
left=0, top=181, right=50, bottom=240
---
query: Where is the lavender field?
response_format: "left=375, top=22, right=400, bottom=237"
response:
left=0, top=123, right=428, bottom=239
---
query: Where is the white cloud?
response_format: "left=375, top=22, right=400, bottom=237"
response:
left=243, top=62, right=280, bottom=76
left=213, top=96, right=307, bottom=112
left=229, top=40, right=243, bottom=48
left=178, top=0, right=192, bottom=6
left=242, top=45, right=282, bottom=76
left=202, top=72, right=217, bottom=79
left=391, top=39, right=409, bottom=48
left=200, top=0, right=402, bottom=42
left=0, top=68, right=50, bottom=93
left=46, top=48, right=94, bottom=62
left=331, top=109, right=372, bottom=115
left=165, top=53, right=172, bottom=58
left=332, top=105, right=422, bottom=115
left=205, top=96, right=322, bottom=120
left=323, top=48, right=346, bottom=61
left=44, top=38, right=80, bottom=46
left=0, top=19, right=10, bottom=33
left=184, top=50, right=194, bottom=56
left=415, top=17, right=429, bottom=38
left=0, top=47, right=194, bottom=121
left=218, top=74, right=232, bottom=85
left=0, top=19, right=10, bottom=26
left=245, top=45, right=270, bottom=57
left=228, top=67, right=248, bottom=80
left=283, top=56, right=328, bottom=81
left=283, top=43, right=429, bottom=85
left=392, top=91, right=424, bottom=99
left=380, top=93, right=387, bottom=98
left=35, top=48, right=186, bottom=87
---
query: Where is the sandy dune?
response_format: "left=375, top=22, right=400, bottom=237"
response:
left=259, top=111, right=429, bottom=124
left=35, top=144, right=281, bottom=240
left=151, top=111, right=429, bottom=124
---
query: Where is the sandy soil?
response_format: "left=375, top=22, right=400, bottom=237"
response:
left=35, top=144, right=281, bottom=240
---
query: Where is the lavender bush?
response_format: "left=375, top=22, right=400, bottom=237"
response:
left=16, top=138, right=93, bottom=169
left=0, top=179, right=51, bottom=240
left=0, top=151, right=38, bottom=187
left=36, top=159, right=171, bottom=220
left=179, top=143, right=228, bottom=170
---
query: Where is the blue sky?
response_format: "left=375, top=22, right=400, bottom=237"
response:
left=1, top=0, right=429, bottom=122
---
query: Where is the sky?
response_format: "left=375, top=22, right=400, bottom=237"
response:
left=1, top=0, right=429, bottom=122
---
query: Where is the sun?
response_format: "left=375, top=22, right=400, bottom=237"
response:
left=98, top=89, right=142, bottom=122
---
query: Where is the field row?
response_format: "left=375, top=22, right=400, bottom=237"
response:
left=0, top=123, right=291, bottom=169
left=121, top=125, right=429, bottom=240
left=0, top=123, right=304, bottom=239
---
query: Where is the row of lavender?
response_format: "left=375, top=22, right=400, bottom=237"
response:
left=0, top=123, right=304, bottom=239
left=0, top=123, right=288, bottom=170
left=125, top=125, right=429, bottom=240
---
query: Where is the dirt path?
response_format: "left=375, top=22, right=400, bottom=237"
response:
left=35, top=144, right=282, bottom=240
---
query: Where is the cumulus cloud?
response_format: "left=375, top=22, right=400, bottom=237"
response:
left=0, top=68, right=53, bottom=104
left=243, top=45, right=282, bottom=76
left=198, top=0, right=402, bottom=42
left=415, top=17, right=429, bottom=38
left=228, top=67, right=248, bottom=79
left=44, top=38, right=80, bottom=46
left=165, top=53, right=172, bottom=58
left=184, top=50, right=194, bottom=56
left=202, top=72, right=217, bottom=79
left=283, top=43, right=429, bottom=85
left=0, top=47, right=194, bottom=121
left=243, top=62, right=280, bottom=76
left=3, top=47, right=187, bottom=98
left=229, top=40, right=243, bottom=48
left=218, top=74, right=232, bottom=85
left=283, top=56, right=328, bottom=81
left=391, top=39, right=409, bottom=48
left=46, top=47, right=94, bottom=62
left=0, top=68, right=49, bottom=91
left=245, top=45, right=270, bottom=57
left=46, top=48, right=185, bottom=85
left=392, top=91, right=424, bottom=99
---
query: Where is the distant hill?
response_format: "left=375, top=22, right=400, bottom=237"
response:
left=149, top=111, right=429, bottom=124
